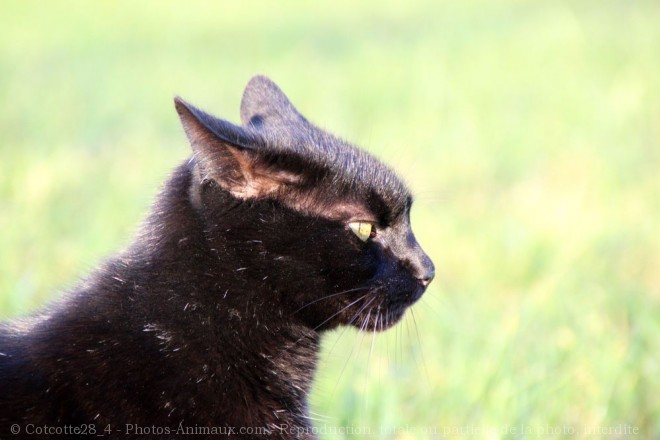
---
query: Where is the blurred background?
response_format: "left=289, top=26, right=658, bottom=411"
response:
left=1, top=1, right=659, bottom=438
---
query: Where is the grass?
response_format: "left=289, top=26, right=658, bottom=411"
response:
left=1, top=0, right=659, bottom=438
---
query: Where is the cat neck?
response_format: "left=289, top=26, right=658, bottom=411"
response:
left=97, top=161, right=320, bottom=422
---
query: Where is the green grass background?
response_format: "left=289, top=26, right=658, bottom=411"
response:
left=1, top=1, right=659, bottom=438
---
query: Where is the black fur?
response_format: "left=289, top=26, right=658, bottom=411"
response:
left=0, top=76, right=434, bottom=439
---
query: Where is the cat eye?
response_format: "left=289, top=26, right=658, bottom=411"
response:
left=348, top=221, right=376, bottom=242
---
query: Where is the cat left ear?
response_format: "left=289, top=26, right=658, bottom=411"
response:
left=174, top=96, right=300, bottom=199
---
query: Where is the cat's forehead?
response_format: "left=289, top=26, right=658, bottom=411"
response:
left=256, top=125, right=411, bottom=222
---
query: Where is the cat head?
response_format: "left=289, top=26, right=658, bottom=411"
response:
left=175, top=75, right=434, bottom=332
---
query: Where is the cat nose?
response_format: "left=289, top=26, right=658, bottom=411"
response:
left=400, top=231, right=435, bottom=288
left=412, top=254, right=435, bottom=287
left=417, top=269, right=435, bottom=287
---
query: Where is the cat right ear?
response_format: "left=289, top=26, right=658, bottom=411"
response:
left=240, top=75, right=309, bottom=129
left=174, top=96, right=299, bottom=199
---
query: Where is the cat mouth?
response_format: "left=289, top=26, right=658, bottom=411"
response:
left=345, top=285, right=426, bottom=332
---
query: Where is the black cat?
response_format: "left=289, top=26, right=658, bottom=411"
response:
left=0, top=76, right=434, bottom=439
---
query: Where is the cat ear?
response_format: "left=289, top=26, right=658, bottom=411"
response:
left=240, top=75, right=309, bottom=129
left=174, top=96, right=299, bottom=198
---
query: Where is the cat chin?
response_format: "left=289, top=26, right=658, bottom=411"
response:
left=349, top=305, right=408, bottom=332
left=349, top=288, right=425, bottom=332
left=348, top=292, right=424, bottom=332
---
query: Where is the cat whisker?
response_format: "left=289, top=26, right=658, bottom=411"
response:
left=378, top=308, right=386, bottom=388
left=376, top=311, right=382, bottom=388
left=363, top=301, right=382, bottom=410
left=360, top=307, right=372, bottom=333
left=384, top=310, right=391, bottom=372
left=291, top=286, right=370, bottom=315
left=324, top=294, right=376, bottom=360
left=367, top=306, right=377, bottom=370
left=329, top=296, right=377, bottom=397
left=366, top=301, right=383, bottom=400
left=369, top=300, right=383, bottom=342
left=296, top=413, right=324, bottom=422
left=357, top=308, right=372, bottom=401
left=403, top=313, right=419, bottom=374
left=394, top=319, right=399, bottom=370
left=410, top=308, right=430, bottom=382
left=419, top=294, right=444, bottom=320
left=283, top=294, right=370, bottom=355
left=310, top=294, right=369, bottom=333
left=397, top=314, right=405, bottom=371
left=307, top=410, right=333, bottom=422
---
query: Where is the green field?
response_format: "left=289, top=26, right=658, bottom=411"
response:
left=1, top=1, right=659, bottom=438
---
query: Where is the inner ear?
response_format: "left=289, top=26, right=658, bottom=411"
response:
left=175, top=96, right=300, bottom=199
left=195, top=140, right=302, bottom=199
left=234, top=152, right=302, bottom=198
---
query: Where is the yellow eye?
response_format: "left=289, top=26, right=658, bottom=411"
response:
left=348, top=221, right=375, bottom=242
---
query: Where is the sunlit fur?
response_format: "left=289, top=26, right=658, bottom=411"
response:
left=0, top=76, right=433, bottom=439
